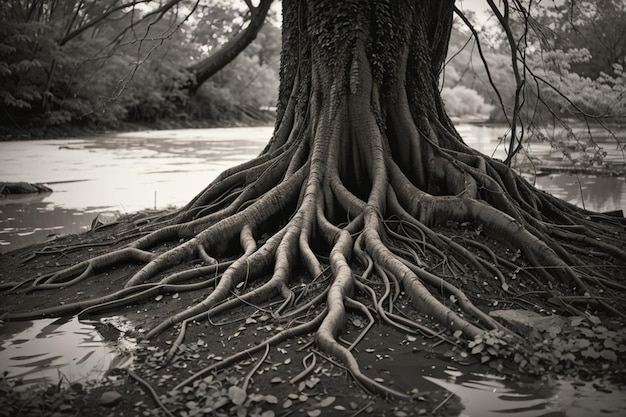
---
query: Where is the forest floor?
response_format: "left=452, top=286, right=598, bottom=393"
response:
left=1, top=211, right=625, bottom=417
left=0, top=213, right=470, bottom=417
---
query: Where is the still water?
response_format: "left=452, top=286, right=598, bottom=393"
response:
left=0, top=125, right=624, bottom=253
left=0, top=316, right=134, bottom=388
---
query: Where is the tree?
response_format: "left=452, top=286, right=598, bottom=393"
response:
left=2, top=0, right=625, bottom=404
left=185, top=0, right=274, bottom=93
left=0, top=0, right=194, bottom=128
left=543, top=0, right=626, bottom=80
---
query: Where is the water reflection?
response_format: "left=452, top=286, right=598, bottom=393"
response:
left=425, top=369, right=626, bottom=417
left=0, top=201, right=104, bottom=250
left=0, top=316, right=133, bottom=388
left=0, top=125, right=624, bottom=253
left=534, top=174, right=626, bottom=214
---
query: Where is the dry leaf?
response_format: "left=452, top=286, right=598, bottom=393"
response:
left=265, top=395, right=278, bottom=404
left=320, top=396, right=336, bottom=407
left=228, top=386, right=247, bottom=406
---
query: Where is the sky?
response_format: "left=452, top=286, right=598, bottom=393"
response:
left=457, top=0, right=498, bottom=23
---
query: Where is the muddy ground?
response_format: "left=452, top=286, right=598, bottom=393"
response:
left=0, top=211, right=624, bottom=417
left=0, top=214, right=470, bottom=417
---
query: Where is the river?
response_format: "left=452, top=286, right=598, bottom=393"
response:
left=1, top=125, right=625, bottom=253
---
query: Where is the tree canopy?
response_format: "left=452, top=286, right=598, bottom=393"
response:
left=0, top=0, right=281, bottom=135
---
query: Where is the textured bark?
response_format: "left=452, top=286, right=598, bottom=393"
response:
left=4, top=0, right=625, bottom=403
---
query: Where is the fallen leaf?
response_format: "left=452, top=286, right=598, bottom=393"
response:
left=265, top=395, right=279, bottom=404
left=320, top=396, right=336, bottom=407
left=307, top=410, right=321, bottom=417
left=235, top=405, right=247, bottom=417
left=228, top=386, right=247, bottom=406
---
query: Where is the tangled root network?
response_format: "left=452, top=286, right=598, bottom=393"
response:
left=3, top=44, right=626, bottom=401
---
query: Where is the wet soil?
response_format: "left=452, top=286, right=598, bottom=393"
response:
left=0, top=213, right=467, bottom=417
left=1, top=211, right=625, bottom=417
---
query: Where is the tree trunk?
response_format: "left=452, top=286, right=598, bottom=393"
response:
left=3, top=0, right=625, bottom=404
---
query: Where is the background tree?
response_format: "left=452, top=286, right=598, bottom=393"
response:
left=184, top=0, right=274, bottom=94
left=2, top=0, right=625, bottom=411
left=0, top=0, right=281, bottom=134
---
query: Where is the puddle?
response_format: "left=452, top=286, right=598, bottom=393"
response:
left=356, top=331, right=626, bottom=416
left=425, top=368, right=626, bottom=416
left=0, top=315, right=135, bottom=388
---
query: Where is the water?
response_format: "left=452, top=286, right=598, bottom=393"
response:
left=0, top=316, right=134, bottom=388
left=0, top=125, right=624, bottom=252
left=425, top=370, right=626, bottom=417
left=0, top=127, right=270, bottom=252
left=457, top=124, right=626, bottom=213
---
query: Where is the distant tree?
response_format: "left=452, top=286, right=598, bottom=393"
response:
left=0, top=0, right=281, bottom=131
left=542, top=0, right=626, bottom=80
left=185, top=0, right=274, bottom=93
left=0, top=0, right=193, bottom=129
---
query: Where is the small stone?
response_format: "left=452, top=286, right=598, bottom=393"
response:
left=99, top=391, right=122, bottom=407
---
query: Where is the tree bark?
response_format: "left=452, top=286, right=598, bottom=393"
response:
left=186, top=0, right=274, bottom=93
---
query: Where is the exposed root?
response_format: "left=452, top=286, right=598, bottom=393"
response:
left=2, top=3, right=625, bottom=404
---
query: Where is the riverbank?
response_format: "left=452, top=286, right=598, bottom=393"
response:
left=1, top=209, right=625, bottom=417
left=0, top=107, right=275, bottom=142
left=0, top=213, right=465, bottom=417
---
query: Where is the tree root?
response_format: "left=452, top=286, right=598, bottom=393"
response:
left=3, top=24, right=625, bottom=404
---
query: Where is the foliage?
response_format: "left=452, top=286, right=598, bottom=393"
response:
left=543, top=0, right=626, bottom=80
left=533, top=50, right=626, bottom=124
left=464, top=314, right=626, bottom=376
left=0, top=376, right=81, bottom=417
left=442, top=2, right=626, bottom=126
left=440, top=85, right=494, bottom=118
left=0, top=0, right=281, bottom=135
